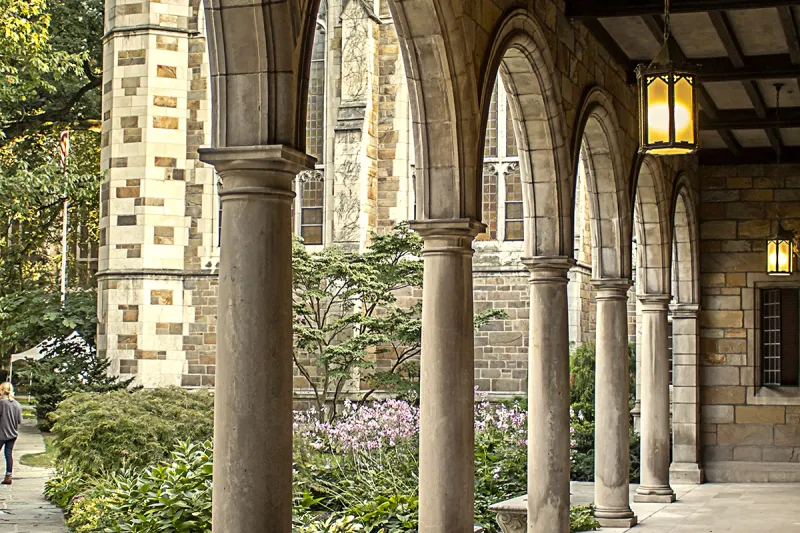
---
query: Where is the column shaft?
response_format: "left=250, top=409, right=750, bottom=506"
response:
left=199, top=146, right=313, bottom=533
left=524, top=257, right=574, bottom=533
left=593, top=280, right=636, bottom=527
left=412, top=219, right=483, bottom=533
left=634, top=295, right=676, bottom=503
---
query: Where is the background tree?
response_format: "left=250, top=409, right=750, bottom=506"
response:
left=0, top=0, right=103, bottom=141
left=292, top=224, right=504, bottom=421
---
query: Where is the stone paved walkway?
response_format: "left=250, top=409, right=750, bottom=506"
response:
left=0, top=419, right=66, bottom=533
left=569, top=482, right=800, bottom=532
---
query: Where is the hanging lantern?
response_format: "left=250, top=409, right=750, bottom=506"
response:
left=636, top=2, right=699, bottom=156
left=767, top=222, right=796, bottom=276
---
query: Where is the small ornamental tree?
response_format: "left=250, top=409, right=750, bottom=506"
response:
left=292, top=223, right=504, bottom=421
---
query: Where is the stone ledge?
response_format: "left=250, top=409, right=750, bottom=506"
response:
left=705, top=461, right=800, bottom=482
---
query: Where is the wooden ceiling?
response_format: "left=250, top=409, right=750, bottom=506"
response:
left=567, top=0, right=800, bottom=164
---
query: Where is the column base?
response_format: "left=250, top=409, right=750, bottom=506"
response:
left=633, top=486, right=676, bottom=503
left=594, top=507, right=637, bottom=528
left=596, top=516, right=638, bottom=528
left=670, top=462, right=705, bottom=484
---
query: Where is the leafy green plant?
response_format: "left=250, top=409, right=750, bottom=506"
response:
left=569, top=505, right=600, bottom=532
left=49, top=388, right=213, bottom=473
left=106, top=440, right=213, bottom=533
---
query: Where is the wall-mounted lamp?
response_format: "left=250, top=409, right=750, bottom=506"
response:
left=767, top=221, right=797, bottom=276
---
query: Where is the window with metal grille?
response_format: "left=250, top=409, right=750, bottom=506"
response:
left=306, top=26, right=325, bottom=162
left=300, top=172, right=324, bottom=245
left=761, top=288, right=799, bottom=387
left=504, top=163, right=523, bottom=241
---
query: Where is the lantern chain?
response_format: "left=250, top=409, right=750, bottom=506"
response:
left=663, top=0, right=671, bottom=42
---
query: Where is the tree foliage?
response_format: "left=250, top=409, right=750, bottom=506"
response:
left=0, top=0, right=102, bottom=140
left=292, top=224, right=504, bottom=421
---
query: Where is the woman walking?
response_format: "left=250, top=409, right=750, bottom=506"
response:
left=0, top=382, right=22, bottom=485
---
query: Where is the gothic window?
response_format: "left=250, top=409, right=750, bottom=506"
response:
left=300, top=171, right=324, bottom=245
left=480, top=80, right=521, bottom=242
left=477, top=164, right=498, bottom=241
left=760, top=288, right=800, bottom=387
left=484, top=86, right=498, bottom=158
left=306, top=25, right=325, bottom=162
left=504, top=163, right=523, bottom=241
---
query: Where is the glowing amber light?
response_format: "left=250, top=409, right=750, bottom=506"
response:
left=767, top=236, right=794, bottom=276
left=636, top=38, right=698, bottom=156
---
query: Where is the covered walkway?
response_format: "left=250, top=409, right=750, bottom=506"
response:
left=494, top=483, right=800, bottom=532
left=620, top=484, right=800, bottom=533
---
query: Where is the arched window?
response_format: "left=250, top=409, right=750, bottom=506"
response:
left=300, top=171, right=324, bottom=245
left=479, top=79, right=521, bottom=241
left=306, top=25, right=325, bottom=161
left=297, top=21, right=326, bottom=245
left=504, top=163, right=523, bottom=241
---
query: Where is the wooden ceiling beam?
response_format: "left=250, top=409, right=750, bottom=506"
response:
left=708, top=10, right=783, bottom=155
left=693, top=54, right=800, bottom=82
left=776, top=6, right=800, bottom=90
left=699, top=147, right=800, bottom=166
left=640, top=14, right=742, bottom=156
left=567, top=0, right=800, bottom=19
left=700, top=107, right=800, bottom=130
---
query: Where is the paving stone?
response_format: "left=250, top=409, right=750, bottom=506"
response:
left=0, top=420, right=67, bottom=532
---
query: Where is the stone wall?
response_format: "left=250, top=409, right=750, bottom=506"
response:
left=699, top=164, right=800, bottom=481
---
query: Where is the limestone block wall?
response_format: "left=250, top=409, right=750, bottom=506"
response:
left=698, top=164, right=800, bottom=481
left=99, top=0, right=216, bottom=388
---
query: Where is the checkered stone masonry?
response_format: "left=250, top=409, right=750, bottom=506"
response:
left=98, top=0, right=216, bottom=388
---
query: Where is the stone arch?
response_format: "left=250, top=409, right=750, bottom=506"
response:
left=480, top=9, right=572, bottom=257
left=204, top=0, right=482, bottom=221
left=388, top=0, right=482, bottom=220
left=571, top=86, right=631, bottom=280
left=633, top=156, right=672, bottom=295
left=671, top=175, right=700, bottom=305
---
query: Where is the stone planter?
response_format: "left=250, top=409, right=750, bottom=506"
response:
left=488, top=495, right=526, bottom=533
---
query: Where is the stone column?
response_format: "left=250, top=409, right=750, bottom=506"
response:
left=523, top=257, right=575, bottom=533
left=198, top=145, right=314, bottom=533
left=411, top=219, right=483, bottom=533
left=592, top=279, right=637, bottom=527
left=669, top=302, right=704, bottom=484
left=634, top=294, right=676, bottom=503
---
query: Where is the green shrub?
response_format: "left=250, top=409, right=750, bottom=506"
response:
left=570, top=505, right=600, bottom=532
left=569, top=342, right=639, bottom=482
left=105, top=440, right=213, bottom=533
left=19, top=333, right=133, bottom=431
left=50, top=387, right=213, bottom=473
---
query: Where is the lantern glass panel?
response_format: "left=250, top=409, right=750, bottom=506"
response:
left=767, top=240, right=778, bottom=273
left=674, top=76, right=694, bottom=144
left=646, top=75, right=670, bottom=144
left=779, top=239, right=793, bottom=274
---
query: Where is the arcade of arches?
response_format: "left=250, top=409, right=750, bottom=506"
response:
left=98, top=0, right=800, bottom=532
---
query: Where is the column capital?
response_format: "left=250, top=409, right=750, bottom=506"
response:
left=409, top=219, right=485, bottom=255
left=592, top=278, right=633, bottom=300
left=198, top=145, right=315, bottom=175
left=669, top=302, right=700, bottom=318
left=637, top=294, right=671, bottom=312
left=521, top=256, right=576, bottom=283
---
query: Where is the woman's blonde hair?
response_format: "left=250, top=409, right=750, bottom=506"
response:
left=0, top=382, right=14, bottom=401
